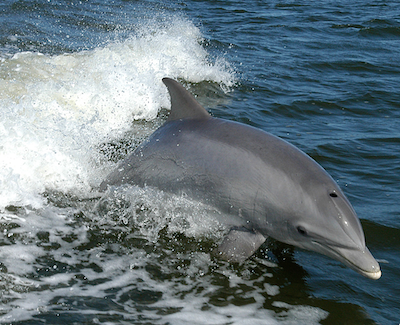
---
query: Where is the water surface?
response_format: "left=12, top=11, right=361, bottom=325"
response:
left=0, top=1, right=399, bottom=324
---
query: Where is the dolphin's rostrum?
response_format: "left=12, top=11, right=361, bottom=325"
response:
left=100, top=78, right=381, bottom=280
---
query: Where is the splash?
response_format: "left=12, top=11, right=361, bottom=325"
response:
left=0, top=17, right=235, bottom=210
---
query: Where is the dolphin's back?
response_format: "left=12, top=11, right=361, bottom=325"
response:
left=100, top=115, right=331, bottom=220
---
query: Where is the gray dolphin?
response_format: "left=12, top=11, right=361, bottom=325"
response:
left=100, top=78, right=381, bottom=280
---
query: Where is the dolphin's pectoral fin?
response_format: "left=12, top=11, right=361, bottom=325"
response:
left=217, top=228, right=266, bottom=263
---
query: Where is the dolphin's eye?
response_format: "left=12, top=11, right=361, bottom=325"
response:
left=297, top=226, right=308, bottom=236
left=329, top=192, right=338, bottom=198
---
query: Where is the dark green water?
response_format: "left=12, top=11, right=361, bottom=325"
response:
left=0, top=0, right=399, bottom=324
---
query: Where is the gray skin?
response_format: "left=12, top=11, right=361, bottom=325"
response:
left=100, top=78, right=381, bottom=280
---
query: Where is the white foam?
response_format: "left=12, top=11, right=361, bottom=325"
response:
left=0, top=190, right=329, bottom=325
left=264, top=283, right=280, bottom=296
left=0, top=17, right=235, bottom=210
left=272, top=301, right=329, bottom=324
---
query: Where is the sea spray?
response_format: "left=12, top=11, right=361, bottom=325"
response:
left=0, top=17, right=235, bottom=210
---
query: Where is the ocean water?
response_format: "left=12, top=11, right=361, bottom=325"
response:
left=0, top=0, right=399, bottom=324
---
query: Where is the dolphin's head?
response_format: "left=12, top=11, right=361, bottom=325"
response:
left=268, top=175, right=381, bottom=280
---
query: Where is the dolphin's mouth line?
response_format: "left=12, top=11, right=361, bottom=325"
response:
left=311, top=241, right=381, bottom=279
left=309, top=235, right=354, bottom=250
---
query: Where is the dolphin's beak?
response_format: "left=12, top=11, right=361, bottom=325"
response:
left=312, top=242, right=381, bottom=280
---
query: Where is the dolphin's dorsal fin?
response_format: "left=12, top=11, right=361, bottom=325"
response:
left=162, top=78, right=210, bottom=122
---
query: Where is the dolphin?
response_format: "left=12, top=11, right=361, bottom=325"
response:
left=100, top=78, right=381, bottom=280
